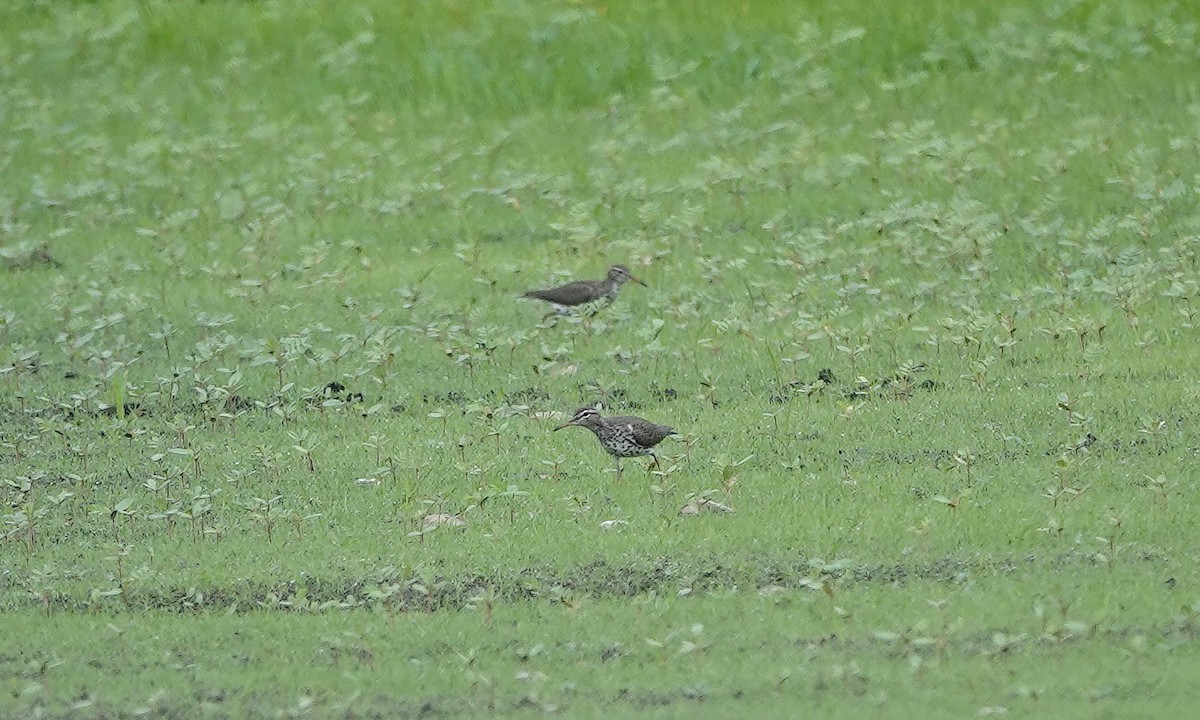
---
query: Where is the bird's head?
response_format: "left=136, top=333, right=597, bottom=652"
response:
left=555, top=407, right=602, bottom=431
left=608, top=264, right=646, bottom=287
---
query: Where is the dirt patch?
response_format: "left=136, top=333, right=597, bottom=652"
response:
left=22, top=551, right=1152, bottom=615
left=2, top=243, right=61, bottom=271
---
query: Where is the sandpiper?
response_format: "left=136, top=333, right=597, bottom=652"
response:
left=555, top=407, right=676, bottom=477
left=524, top=264, right=645, bottom=315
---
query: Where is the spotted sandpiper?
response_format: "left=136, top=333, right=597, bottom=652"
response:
left=524, top=264, right=645, bottom=316
left=555, top=407, right=676, bottom=477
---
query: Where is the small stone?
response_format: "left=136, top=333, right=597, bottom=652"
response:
left=421, top=513, right=467, bottom=528
left=680, top=497, right=735, bottom=515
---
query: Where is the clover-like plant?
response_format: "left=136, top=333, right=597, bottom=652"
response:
left=288, top=429, right=319, bottom=473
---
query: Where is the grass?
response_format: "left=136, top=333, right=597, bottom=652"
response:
left=2, top=0, right=1200, bottom=716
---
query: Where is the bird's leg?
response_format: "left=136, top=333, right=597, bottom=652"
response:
left=649, top=452, right=661, bottom=471
left=539, top=305, right=571, bottom=325
left=614, top=457, right=623, bottom=479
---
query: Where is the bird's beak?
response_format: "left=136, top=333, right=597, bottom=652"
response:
left=554, top=420, right=575, bottom=431
left=632, top=276, right=647, bottom=287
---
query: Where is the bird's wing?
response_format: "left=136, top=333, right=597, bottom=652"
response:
left=524, top=280, right=596, bottom=306
left=614, top=417, right=675, bottom=447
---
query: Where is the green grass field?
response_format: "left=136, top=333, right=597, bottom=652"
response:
left=3, top=0, right=1200, bottom=717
